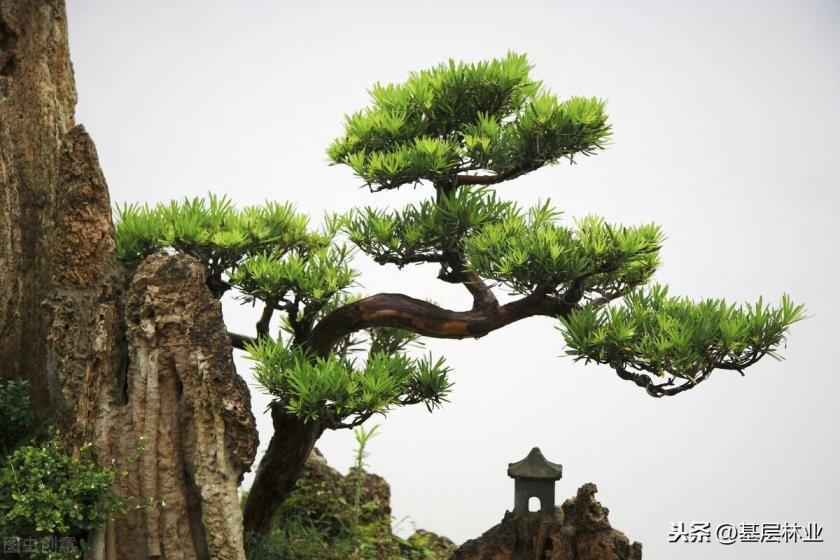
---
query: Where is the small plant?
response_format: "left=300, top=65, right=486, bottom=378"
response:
left=0, top=379, right=36, bottom=452
left=244, top=425, right=454, bottom=560
left=352, top=424, right=380, bottom=527
left=0, top=381, right=126, bottom=560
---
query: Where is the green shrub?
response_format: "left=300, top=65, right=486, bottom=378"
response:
left=0, top=379, right=35, bottom=452
left=244, top=427, right=453, bottom=560
left=0, top=381, right=126, bottom=559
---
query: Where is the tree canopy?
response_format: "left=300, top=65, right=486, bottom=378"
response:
left=326, top=52, right=610, bottom=191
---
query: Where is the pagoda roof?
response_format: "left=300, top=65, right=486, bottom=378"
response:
left=507, top=447, right=562, bottom=480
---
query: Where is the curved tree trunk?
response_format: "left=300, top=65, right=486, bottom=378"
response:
left=242, top=405, right=324, bottom=536
left=0, top=3, right=258, bottom=559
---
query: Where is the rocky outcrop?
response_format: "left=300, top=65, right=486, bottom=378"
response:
left=409, top=530, right=458, bottom=558
left=92, top=252, right=258, bottom=560
left=0, top=4, right=259, bottom=558
left=451, top=483, right=642, bottom=560
left=45, top=125, right=126, bottom=445
left=44, top=117, right=260, bottom=560
left=280, top=448, right=397, bottom=533
left=266, top=448, right=456, bottom=560
left=48, top=248, right=259, bottom=560
left=0, top=0, right=79, bottom=414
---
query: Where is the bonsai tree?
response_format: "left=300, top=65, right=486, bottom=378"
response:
left=115, top=52, right=803, bottom=535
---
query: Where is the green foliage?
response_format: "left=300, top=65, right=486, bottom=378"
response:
left=245, top=513, right=447, bottom=560
left=0, top=434, right=124, bottom=538
left=245, top=518, right=355, bottom=560
left=113, top=52, right=803, bottom=425
left=366, top=327, right=423, bottom=357
left=115, top=194, right=326, bottom=268
left=244, top=434, right=453, bottom=560
left=114, top=193, right=458, bottom=427
left=0, top=382, right=126, bottom=560
left=230, top=245, right=358, bottom=308
left=0, top=379, right=35, bottom=451
left=560, top=286, right=806, bottom=394
left=245, top=338, right=452, bottom=427
left=342, top=187, right=517, bottom=267
left=328, top=52, right=611, bottom=190
left=465, top=205, right=663, bottom=298
left=352, top=425, right=380, bottom=526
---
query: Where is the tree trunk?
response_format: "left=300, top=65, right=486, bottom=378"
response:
left=0, top=3, right=258, bottom=559
left=242, top=405, right=324, bottom=536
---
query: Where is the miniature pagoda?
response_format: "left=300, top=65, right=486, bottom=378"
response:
left=507, top=447, right=563, bottom=513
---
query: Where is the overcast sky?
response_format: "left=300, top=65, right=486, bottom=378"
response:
left=66, top=1, right=839, bottom=558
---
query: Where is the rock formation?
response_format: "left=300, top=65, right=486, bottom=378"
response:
left=262, top=448, right=457, bottom=560
left=93, top=252, right=258, bottom=560
left=0, top=0, right=80, bottom=415
left=451, top=483, right=642, bottom=560
left=0, top=2, right=258, bottom=559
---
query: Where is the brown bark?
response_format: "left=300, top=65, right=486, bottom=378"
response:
left=242, top=405, right=324, bottom=536
left=309, top=290, right=568, bottom=356
left=455, top=166, right=531, bottom=186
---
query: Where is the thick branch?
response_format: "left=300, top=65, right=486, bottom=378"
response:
left=459, top=270, right=498, bottom=309
left=438, top=249, right=498, bottom=310
left=308, top=291, right=569, bottom=357
left=255, top=303, right=274, bottom=338
left=228, top=331, right=255, bottom=350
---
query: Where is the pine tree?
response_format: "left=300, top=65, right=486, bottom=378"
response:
left=115, top=52, right=804, bottom=535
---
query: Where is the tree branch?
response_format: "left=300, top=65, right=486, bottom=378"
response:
left=228, top=331, right=256, bottom=350
left=614, top=364, right=713, bottom=398
left=330, top=410, right=378, bottom=430
left=256, top=303, right=275, bottom=338
left=308, top=290, right=570, bottom=357
left=437, top=249, right=498, bottom=310
left=373, top=253, right=444, bottom=267
left=455, top=165, right=533, bottom=186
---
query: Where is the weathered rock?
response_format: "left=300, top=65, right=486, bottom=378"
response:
left=346, top=465, right=392, bottom=526
left=279, top=448, right=394, bottom=531
left=267, top=448, right=455, bottom=560
left=0, top=0, right=79, bottom=414
left=97, top=252, right=258, bottom=560
left=42, top=126, right=259, bottom=560
left=451, top=483, right=642, bottom=560
left=408, top=529, right=457, bottom=558
left=45, top=124, right=127, bottom=445
left=0, top=2, right=260, bottom=559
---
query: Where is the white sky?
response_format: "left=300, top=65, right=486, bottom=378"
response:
left=66, top=1, right=840, bottom=558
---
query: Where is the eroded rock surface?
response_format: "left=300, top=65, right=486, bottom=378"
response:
left=42, top=121, right=259, bottom=560
left=100, top=252, right=258, bottom=560
left=451, top=483, right=642, bottom=560
left=268, top=448, right=456, bottom=559
left=0, top=0, right=79, bottom=413
left=46, top=124, right=126, bottom=445
left=1, top=2, right=260, bottom=559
